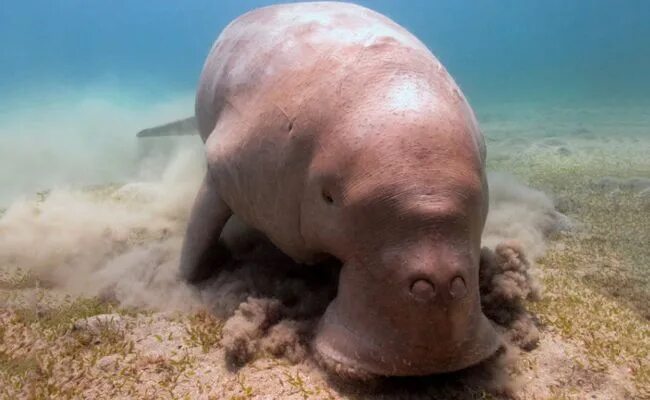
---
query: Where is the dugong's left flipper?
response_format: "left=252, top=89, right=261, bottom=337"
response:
left=179, top=173, right=232, bottom=283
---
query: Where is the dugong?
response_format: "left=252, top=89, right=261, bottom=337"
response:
left=180, top=1, right=499, bottom=377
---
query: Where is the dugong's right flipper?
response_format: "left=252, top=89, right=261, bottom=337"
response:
left=179, top=173, right=232, bottom=283
left=137, top=116, right=198, bottom=138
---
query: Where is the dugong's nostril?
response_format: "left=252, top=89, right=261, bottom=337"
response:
left=449, top=276, right=467, bottom=299
left=410, top=279, right=436, bottom=302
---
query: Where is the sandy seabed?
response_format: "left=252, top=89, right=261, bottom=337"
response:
left=0, top=102, right=648, bottom=399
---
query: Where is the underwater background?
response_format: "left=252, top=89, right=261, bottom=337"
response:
left=1, top=0, right=649, bottom=202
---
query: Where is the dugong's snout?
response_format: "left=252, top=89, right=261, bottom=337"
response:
left=312, top=257, right=500, bottom=378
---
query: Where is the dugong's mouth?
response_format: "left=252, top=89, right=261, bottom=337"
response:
left=313, top=342, right=378, bottom=381
left=312, top=299, right=501, bottom=379
left=311, top=307, right=382, bottom=381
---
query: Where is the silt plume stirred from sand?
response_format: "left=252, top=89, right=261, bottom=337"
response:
left=0, top=133, right=569, bottom=391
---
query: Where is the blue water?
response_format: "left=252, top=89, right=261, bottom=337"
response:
left=0, top=0, right=649, bottom=204
left=1, top=0, right=649, bottom=107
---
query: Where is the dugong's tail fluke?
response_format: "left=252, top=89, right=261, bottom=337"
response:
left=136, top=116, right=198, bottom=138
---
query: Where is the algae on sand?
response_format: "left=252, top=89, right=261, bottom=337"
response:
left=484, top=105, right=650, bottom=398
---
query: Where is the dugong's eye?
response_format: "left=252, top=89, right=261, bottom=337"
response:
left=321, top=189, right=334, bottom=205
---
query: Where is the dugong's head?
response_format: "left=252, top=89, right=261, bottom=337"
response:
left=300, top=73, right=499, bottom=377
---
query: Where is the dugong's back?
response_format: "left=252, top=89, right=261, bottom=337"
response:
left=195, top=2, right=433, bottom=140
left=194, top=2, right=482, bottom=263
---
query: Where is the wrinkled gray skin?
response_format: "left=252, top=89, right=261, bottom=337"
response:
left=181, top=1, right=499, bottom=377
